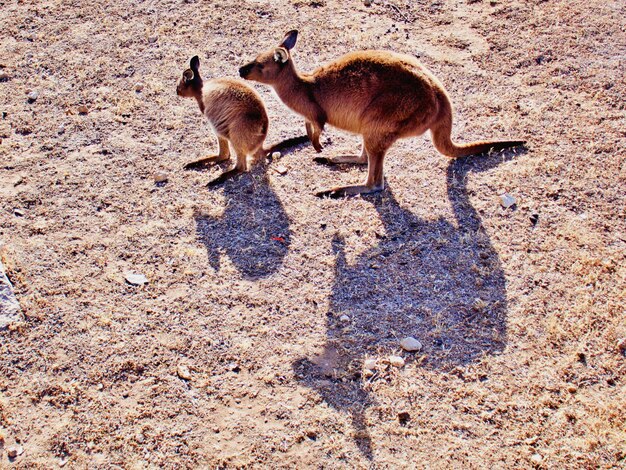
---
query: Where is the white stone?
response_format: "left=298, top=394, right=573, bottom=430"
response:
left=389, top=355, right=405, bottom=367
left=134, top=82, right=144, bottom=92
left=400, top=337, right=422, bottom=352
left=27, top=91, right=39, bottom=101
left=363, top=359, right=377, bottom=370
left=124, top=272, right=148, bottom=286
left=7, top=444, right=24, bottom=458
left=499, top=193, right=516, bottom=208
left=271, top=151, right=281, bottom=159
left=339, top=314, right=350, bottom=323
left=0, top=261, right=23, bottom=329
left=273, top=165, right=288, bottom=175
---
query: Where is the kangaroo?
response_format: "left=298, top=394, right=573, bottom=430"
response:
left=177, top=55, right=307, bottom=187
left=239, top=30, right=526, bottom=197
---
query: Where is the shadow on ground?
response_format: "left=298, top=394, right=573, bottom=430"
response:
left=294, top=152, right=520, bottom=458
left=195, top=167, right=291, bottom=280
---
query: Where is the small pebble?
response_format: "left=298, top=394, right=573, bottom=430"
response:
left=398, top=411, right=411, bottom=424
left=148, top=36, right=158, bottom=43
left=13, top=208, right=24, bottom=217
left=271, top=151, right=281, bottom=159
left=134, top=82, right=144, bottom=92
left=530, top=453, right=543, bottom=465
left=7, top=444, right=24, bottom=458
left=78, top=105, right=89, bottom=115
left=27, top=91, right=39, bottom=102
left=339, top=314, right=350, bottom=323
left=617, top=338, right=626, bottom=353
left=389, top=355, right=405, bottom=367
left=499, top=193, right=516, bottom=208
left=363, top=358, right=377, bottom=370
left=530, top=213, right=539, bottom=226
left=273, top=165, right=288, bottom=175
left=153, top=171, right=168, bottom=183
left=0, top=72, right=10, bottom=82
left=124, top=272, right=148, bottom=286
left=363, top=0, right=372, bottom=5
left=400, top=337, right=422, bottom=352
left=177, top=364, right=191, bottom=380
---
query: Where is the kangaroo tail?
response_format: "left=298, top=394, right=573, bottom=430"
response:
left=430, top=96, right=525, bottom=158
left=262, top=135, right=310, bottom=157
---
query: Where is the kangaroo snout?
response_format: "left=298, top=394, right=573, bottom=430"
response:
left=239, top=63, right=253, bottom=79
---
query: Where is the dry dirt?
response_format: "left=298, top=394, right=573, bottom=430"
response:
left=1, top=0, right=625, bottom=468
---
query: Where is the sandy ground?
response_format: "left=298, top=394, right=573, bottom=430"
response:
left=1, top=0, right=625, bottom=468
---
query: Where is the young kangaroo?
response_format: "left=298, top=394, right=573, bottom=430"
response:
left=177, top=55, right=307, bottom=187
left=239, top=31, right=525, bottom=197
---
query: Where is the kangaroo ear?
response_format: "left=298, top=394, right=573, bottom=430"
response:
left=280, top=30, right=298, bottom=51
left=273, top=47, right=289, bottom=64
left=190, top=55, right=200, bottom=73
left=183, top=69, right=195, bottom=82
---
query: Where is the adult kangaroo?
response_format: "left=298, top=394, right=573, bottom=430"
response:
left=239, top=30, right=525, bottom=197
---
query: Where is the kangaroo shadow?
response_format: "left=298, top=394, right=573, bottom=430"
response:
left=195, top=167, right=291, bottom=280
left=294, top=152, right=519, bottom=458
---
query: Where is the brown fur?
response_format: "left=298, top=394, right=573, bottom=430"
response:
left=239, top=31, right=525, bottom=197
left=177, top=56, right=307, bottom=187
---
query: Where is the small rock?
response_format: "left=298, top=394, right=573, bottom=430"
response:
left=530, top=213, right=539, bottom=226
left=148, top=36, right=158, bottom=43
left=273, top=164, right=288, bottom=175
left=400, top=337, right=422, bottom=352
left=389, top=355, right=405, bottom=367
left=58, top=124, right=66, bottom=135
left=530, top=453, right=543, bottom=465
left=271, top=151, right=281, bottom=159
left=13, top=208, right=24, bottom=217
left=7, top=444, right=24, bottom=458
left=363, top=358, right=377, bottom=370
left=77, top=105, right=89, bottom=115
left=177, top=364, right=191, bottom=380
left=398, top=411, right=411, bottom=425
left=153, top=172, right=168, bottom=183
left=27, top=91, right=39, bottom=102
left=124, top=272, right=148, bottom=286
left=59, top=457, right=69, bottom=467
left=0, top=72, right=10, bottom=82
left=617, top=338, right=626, bottom=354
left=134, top=82, right=144, bottom=92
left=363, top=0, right=372, bottom=5
left=499, top=193, right=516, bottom=208
left=96, top=383, right=104, bottom=391
left=1, top=261, right=23, bottom=330
left=339, top=314, right=350, bottom=323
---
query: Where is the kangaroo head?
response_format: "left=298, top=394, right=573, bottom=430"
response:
left=177, top=55, right=203, bottom=97
left=239, top=30, right=298, bottom=84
